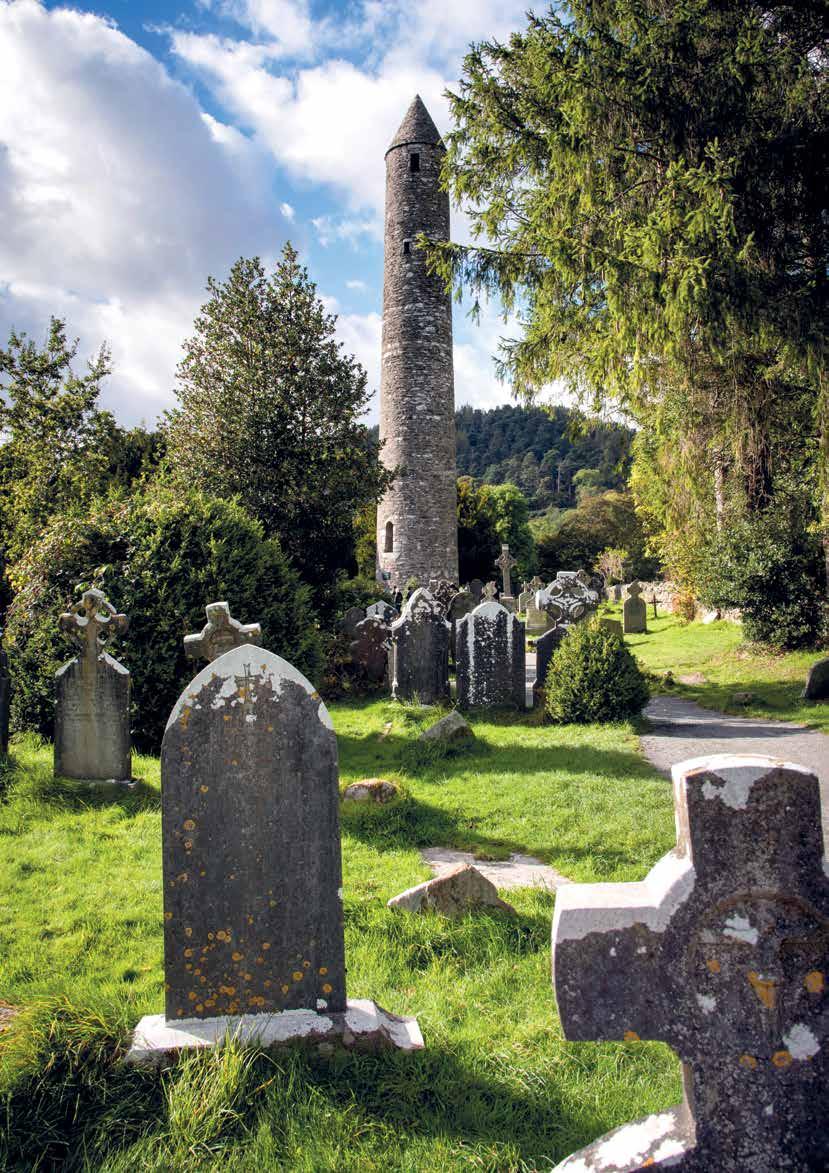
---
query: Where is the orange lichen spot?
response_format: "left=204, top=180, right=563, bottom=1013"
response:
left=200, top=976, right=206, bottom=984
left=244, top=973, right=253, bottom=982
left=249, top=995, right=265, bottom=1007
left=183, top=819, right=196, bottom=831
left=219, top=985, right=236, bottom=996
left=223, top=715, right=231, bottom=722
left=293, top=971, right=304, bottom=982
left=772, top=1050, right=793, bottom=1069
left=322, top=983, right=333, bottom=995
left=194, top=968, right=201, bottom=976
left=205, top=999, right=215, bottom=1008
left=269, top=899, right=277, bottom=908
left=281, top=984, right=290, bottom=994
left=208, top=933, right=214, bottom=941
left=217, top=931, right=229, bottom=942
left=739, top=1054, right=758, bottom=1070
left=303, top=960, right=310, bottom=968
left=747, top=971, right=777, bottom=1010
left=164, top=911, right=172, bottom=921
left=231, top=759, right=239, bottom=767
left=177, top=873, right=189, bottom=884
left=200, top=870, right=206, bottom=877
left=267, top=725, right=274, bottom=733
left=179, top=707, right=191, bottom=729
left=706, top=959, right=721, bottom=974
left=247, top=916, right=254, bottom=925
left=184, top=948, right=193, bottom=958
left=238, top=689, right=247, bottom=700
left=188, top=992, right=198, bottom=1001
left=165, top=983, right=171, bottom=992
left=264, top=980, right=271, bottom=988
left=256, top=956, right=264, bottom=965
left=184, top=840, right=193, bottom=851
left=176, top=1009, right=184, bottom=1017
left=643, top=1160, right=656, bottom=1168
left=319, top=967, right=328, bottom=976
left=262, top=942, right=271, bottom=950
left=185, top=964, right=192, bottom=972
left=232, top=952, right=243, bottom=962
left=184, top=927, right=193, bottom=938
left=805, top=970, right=824, bottom=993
left=196, top=1004, right=203, bottom=1013
left=200, top=785, right=209, bottom=792
left=623, top=1031, right=640, bottom=1042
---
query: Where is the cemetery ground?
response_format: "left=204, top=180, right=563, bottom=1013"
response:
left=0, top=616, right=825, bottom=1170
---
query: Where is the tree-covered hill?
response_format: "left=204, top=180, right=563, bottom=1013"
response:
left=455, top=403, right=633, bottom=512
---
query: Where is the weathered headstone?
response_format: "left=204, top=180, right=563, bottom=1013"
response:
left=599, top=617, right=623, bottom=638
left=802, top=657, right=829, bottom=701
left=532, top=623, right=571, bottom=702
left=184, top=602, right=261, bottom=663
left=468, top=578, right=485, bottom=603
left=0, top=631, right=10, bottom=754
left=339, top=606, right=366, bottom=638
left=390, top=588, right=450, bottom=704
left=456, top=601, right=525, bottom=710
left=366, top=600, right=398, bottom=624
left=622, top=580, right=648, bottom=634
left=128, top=644, right=422, bottom=1062
left=447, top=590, right=475, bottom=664
left=349, top=617, right=391, bottom=683
left=54, top=588, right=131, bottom=782
left=526, top=590, right=554, bottom=635
left=552, top=754, right=829, bottom=1171
left=518, top=584, right=533, bottom=613
left=538, top=572, right=599, bottom=626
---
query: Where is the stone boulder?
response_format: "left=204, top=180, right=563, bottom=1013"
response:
left=803, top=657, right=829, bottom=701
left=387, top=864, right=515, bottom=917
left=419, top=711, right=474, bottom=746
left=342, top=778, right=400, bottom=804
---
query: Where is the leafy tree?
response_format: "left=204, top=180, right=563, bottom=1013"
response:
left=595, top=547, right=630, bottom=585
left=432, top=2, right=828, bottom=593
left=486, top=482, right=536, bottom=580
left=165, top=244, right=393, bottom=598
left=457, top=475, right=500, bottom=582
left=537, top=491, right=658, bottom=579
left=572, top=468, right=605, bottom=505
left=0, top=318, right=113, bottom=568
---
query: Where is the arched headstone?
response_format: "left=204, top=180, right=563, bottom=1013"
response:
left=390, top=589, right=449, bottom=704
left=456, top=601, right=525, bottom=710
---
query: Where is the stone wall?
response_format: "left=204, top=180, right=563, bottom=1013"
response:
left=376, top=98, right=458, bottom=590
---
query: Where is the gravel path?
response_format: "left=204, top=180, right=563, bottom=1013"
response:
left=641, top=695, right=829, bottom=841
left=421, top=847, right=572, bottom=891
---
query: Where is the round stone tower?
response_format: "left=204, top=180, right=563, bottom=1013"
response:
left=376, top=95, right=458, bottom=590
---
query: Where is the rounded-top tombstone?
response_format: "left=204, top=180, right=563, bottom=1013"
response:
left=160, top=644, right=346, bottom=1021
left=390, top=587, right=450, bottom=704
left=456, top=600, right=526, bottom=710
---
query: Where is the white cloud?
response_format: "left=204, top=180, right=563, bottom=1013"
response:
left=206, top=0, right=315, bottom=57
left=280, top=200, right=295, bottom=219
left=0, top=0, right=284, bottom=422
left=346, top=279, right=367, bottom=291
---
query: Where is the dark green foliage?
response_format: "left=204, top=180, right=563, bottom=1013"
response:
left=537, top=492, right=659, bottom=579
left=164, top=245, right=393, bottom=601
left=545, top=623, right=650, bottom=724
left=457, top=475, right=500, bottom=583
left=697, top=496, right=825, bottom=650
left=455, top=404, right=633, bottom=510
left=5, top=486, right=321, bottom=750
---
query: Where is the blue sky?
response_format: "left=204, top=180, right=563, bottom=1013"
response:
left=0, top=0, right=537, bottom=425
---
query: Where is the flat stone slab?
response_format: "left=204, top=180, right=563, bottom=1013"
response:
left=388, top=863, right=516, bottom=916
left=641, top=696, right=829, bottom=844
left=126, top=998, right=423, bottom=1066
left=421, top=847, right=571, bottom=891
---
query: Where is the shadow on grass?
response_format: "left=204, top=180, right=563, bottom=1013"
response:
left=0, top=1002, right=618, bottom=1171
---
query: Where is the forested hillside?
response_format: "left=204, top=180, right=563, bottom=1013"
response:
left=455, top=404, right=633, bottom=513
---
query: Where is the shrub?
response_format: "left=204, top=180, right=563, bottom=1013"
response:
left=545, top=621, right=650, bottom=723
left=5, top=486, right=322, bottom=750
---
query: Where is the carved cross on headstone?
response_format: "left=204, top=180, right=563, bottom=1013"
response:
left=60, top=587, right=128, bottom=660
left=483, top=581, right=498, bottom=602
left=494, top=544, right=517, bottom=597
left=184, top=602, right=262, bottom=664
left=552, top=755, right=829, bottom=1171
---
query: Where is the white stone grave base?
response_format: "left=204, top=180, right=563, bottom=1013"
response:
left=126, top=999, right=423, bottom=1066
left=554, top=1107, right=694, bottom=1170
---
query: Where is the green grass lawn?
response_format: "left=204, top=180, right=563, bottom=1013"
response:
left=605, top=605, right=829, bottom=734
left=3, top=613, right=824, bottom=1170
left=0, top=701, right=680, bottom=1171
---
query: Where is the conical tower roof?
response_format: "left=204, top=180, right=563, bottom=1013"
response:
left=386, top=95, right=443, bottom=154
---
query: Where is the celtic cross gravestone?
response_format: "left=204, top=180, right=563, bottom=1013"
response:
left=184, top=602, right=261, bottom=663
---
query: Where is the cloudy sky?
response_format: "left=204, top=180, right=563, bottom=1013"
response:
left=0, top=0, right=536, bottom=426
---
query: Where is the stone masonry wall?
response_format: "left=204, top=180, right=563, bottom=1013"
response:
left=376, top=103, right=458, bottom=590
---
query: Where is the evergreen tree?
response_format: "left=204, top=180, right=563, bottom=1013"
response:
left=165, top=244, right=393, bottom=594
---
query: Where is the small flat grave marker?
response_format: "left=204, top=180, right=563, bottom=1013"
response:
left=552, top=754, right=829, bottom=1171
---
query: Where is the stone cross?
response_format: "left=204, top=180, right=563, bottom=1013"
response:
left=529, top=575, right=544, bottom=591
left=483, top=581, right=498, bottom=602
left=55, top=587, right=131, bottom=781
left=184, top=602, right=262, bottom=664
left=552, top=755, right=829, bottom=1171
left=127, top=643, right=422, bottom=1062
left=494, top=544, right=517, bottom=597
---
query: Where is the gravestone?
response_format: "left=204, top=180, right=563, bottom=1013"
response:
left=184, top=602, right=261, bottom=663
left=526, top=589, right=553, bottom=636
left=447, top=590, right=475, bottom=665
left=802, top=658, right=829, bottom=701
left=468, top=579, right=484, bottom=603
left=518, top=584, right=533, bottom=614
left=495, top=545, right=517, bottom=612
left=599, top=617, right=623, bottom=638
left=532, top=623, right=571, bottom=702
left=349, top=617, right=391, bottom=683
left=552, top=754, right=828, bottom=1171
left=622, top=580, right=648, bottom=634
left=538, top=572, right=599, bottom=626
left=0, top=631, right=9, bottom=754
left=339, top=606, right=366, bottom=639
left=128, top=644, right=422, bottom=1062
left=483, top=581, right=498, bottom=602
left=390, top=588, right=450, bottom=704
left=55, top=588, right=130, bottom=782
left=456, top=601, right=525, bottom=710
left=366, top=600, right=398, bottom=624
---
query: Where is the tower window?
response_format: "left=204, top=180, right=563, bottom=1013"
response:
left=402, top=239, right=411, bottom=256
left=409, top=152, right=420, bottom=173
left=384, top=521, right=394, bottom=552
